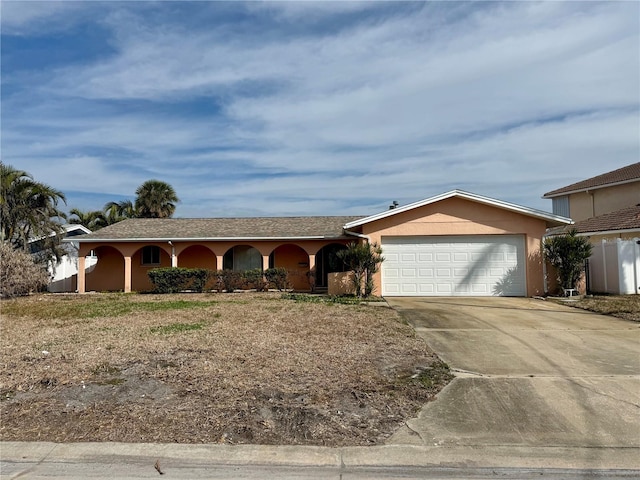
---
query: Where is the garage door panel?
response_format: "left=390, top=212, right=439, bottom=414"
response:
left=385, top=268, right=399, bottom=278
left=402, top=284, right=417, bottom=293
left=401, top=253, right=416, bottom=262
left=386, top=253, right=399, bottom=262
left=401, top=268, right=416, bottom=278
left=382, top=235, right=525, bottom=297
left=419, top=284, right=435, bottom=293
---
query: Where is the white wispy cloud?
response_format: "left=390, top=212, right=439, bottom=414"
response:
left=1, top=1, right=638, bottom=217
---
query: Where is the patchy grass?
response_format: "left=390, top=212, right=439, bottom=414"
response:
left=0, top=293, right=217, bottom=320
left=564, top=294, right=640, bottom=322
left=282, top=293, right=385, bottom=305
left=0, top=292, right=449, bottom=446
left=150, top=322, right=205, bottom=335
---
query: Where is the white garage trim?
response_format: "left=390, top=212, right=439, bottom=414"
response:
left=382, top=235, right=526, bottom=297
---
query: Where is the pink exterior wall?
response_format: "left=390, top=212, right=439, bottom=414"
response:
left=360, top=197, right=549, bottom=297
left=271, top=244, right=311, bottom=290
left=327, top=271, right=358, bottom=296
left=85, top=246, right=125, bottom=292
left=78, top=239, right=349, bottom=293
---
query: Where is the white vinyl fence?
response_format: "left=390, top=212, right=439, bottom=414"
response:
left=588, top=238, right=640, bottom=295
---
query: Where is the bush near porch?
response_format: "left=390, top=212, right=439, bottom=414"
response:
left=147, top=267, right=293, bottom=293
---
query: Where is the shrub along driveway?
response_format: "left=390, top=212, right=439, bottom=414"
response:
left=386, top=297, right=640, bottom=463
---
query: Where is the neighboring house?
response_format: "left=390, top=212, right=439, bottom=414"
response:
left=542, top=162, right=640, bottom=224
left=67, top=190, right=570, bottom=297
left=570, top=206, right=640, bottom=295
left=29, top=224, right=98, bottom=293
left=543, top=164, right=640, bottom=295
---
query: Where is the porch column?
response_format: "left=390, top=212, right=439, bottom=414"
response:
left=77, top=256, right=86, bottom=293
left=124, top=256, right=132, bottom=293
left=216, top=255, right=224, bottom=271
left=262, top=255, right=270, bottom=272
left=308, top=253, right=316, bottom=291
left=169, top=243, right=178, bottom=267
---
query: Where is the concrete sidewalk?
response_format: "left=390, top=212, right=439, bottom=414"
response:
left=2, top=441, right=639, bottom=479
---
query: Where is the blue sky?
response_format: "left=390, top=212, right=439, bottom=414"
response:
left=2, top=1, right=638, bottom=218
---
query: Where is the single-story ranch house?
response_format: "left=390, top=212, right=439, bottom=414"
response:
left=68, top=190, right=572, bottom=297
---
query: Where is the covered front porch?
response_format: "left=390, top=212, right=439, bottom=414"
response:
left=76, top=239, right=352, bottom=293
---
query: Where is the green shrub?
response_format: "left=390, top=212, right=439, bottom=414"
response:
left=336, top=242, right=384, bottom=298
left=265, top=267, right=290, bottom=291
left=148, top=267, right=212, bottom=293
left=215, top=269, right=243, bottom=293
left=241, top=268, right=267, bottom=291
left=543, top=229, right=593, bottom=290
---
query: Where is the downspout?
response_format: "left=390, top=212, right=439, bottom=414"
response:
left=541, top=235, right=550, bottom=295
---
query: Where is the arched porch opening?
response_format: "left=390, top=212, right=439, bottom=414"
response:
left=178, top=244, right=218, bottom=290
left=315, top=243, right=348, bottom=289
left=178, top=245, right=217, bottom=270
left=86, top=245, right=125, bottom=292
left=223, top=245, right=262, bottom=271
left=131, top=245, right=172, bottom=291
left=269, top=244, right=310, bottom=291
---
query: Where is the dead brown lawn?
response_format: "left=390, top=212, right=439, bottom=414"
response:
left=564, top=294, right=640, bottom=322
left=0, top=292, right=451, bottom=446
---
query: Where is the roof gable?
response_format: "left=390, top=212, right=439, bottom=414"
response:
left=343, top=190, right=571, bottom=229
left=543, top=162, right=640, bottom=198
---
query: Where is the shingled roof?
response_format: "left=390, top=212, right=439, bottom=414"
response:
left=72, top=216, right=365, bottom=241
left=543, top=163, right=640, bottom=198
left=548, top=205, right=640, bottom=236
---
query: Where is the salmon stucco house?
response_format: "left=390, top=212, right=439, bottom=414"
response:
left=69, top=190, right=571, bottom=297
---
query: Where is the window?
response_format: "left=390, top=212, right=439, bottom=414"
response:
left=552, top=196, right=570, bottom=218
left=141, top=246, right=161, bottom=265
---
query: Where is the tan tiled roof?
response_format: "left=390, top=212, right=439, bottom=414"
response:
left=549, top=205, right=640, bottom=236
left=74, top=216, right=365, bottom=241
left=543, top=162, right=640, bottom=198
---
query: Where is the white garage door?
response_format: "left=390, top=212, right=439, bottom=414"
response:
left=382, top=235, right=526, bottom=297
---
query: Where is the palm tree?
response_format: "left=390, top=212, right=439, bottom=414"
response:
left=1, top=162, right=66, bottom=254
left=543, top=229, right=593, bottom=291
left=102, top=199, right=136, bottom=225
left=134, top=180, right=179, bottom=218
left=68, top=208, right=105, bottom=231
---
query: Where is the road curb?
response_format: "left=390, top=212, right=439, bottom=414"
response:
left=2, top=442, right=639, bottom=471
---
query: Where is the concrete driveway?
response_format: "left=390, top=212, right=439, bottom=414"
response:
left=386, top=297, right=640, bottom=463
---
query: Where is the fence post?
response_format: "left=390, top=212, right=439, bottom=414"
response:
left=600, top=239, right=607, bottom=293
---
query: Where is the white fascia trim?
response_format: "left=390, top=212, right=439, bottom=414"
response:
left=65, top=236, right=332, bottom=243
left=29, top=224, right=91, bottom=243
left=344, top=230, right=371, bottom=241
left=343, top=189, right=572, bottom=229
left=542, top=178, right=640, bottom=199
